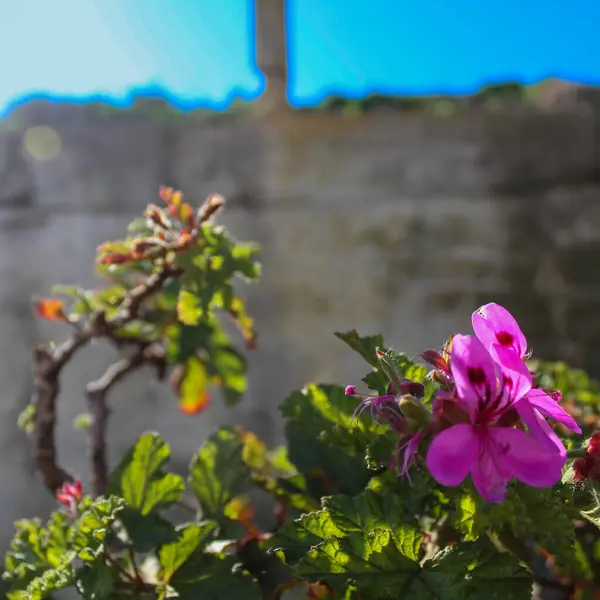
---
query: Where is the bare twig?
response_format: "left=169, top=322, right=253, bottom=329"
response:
left=33, top=332, right=93, bottom=492
left=33, top=266, right=178, bottom=495
left=86, top=344, right=165, bottom=495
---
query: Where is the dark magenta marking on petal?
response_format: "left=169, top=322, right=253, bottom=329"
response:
left=496, top=331, right=514, bottom=347
left=468, top=367, right=486, bottom=385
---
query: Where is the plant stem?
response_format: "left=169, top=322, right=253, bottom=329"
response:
left=127, top=548, right=142, bottom=584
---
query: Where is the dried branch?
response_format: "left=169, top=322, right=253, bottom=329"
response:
left=33, top=332, right=93, bottom=492
left=32, top=195, right=222, bottom=496
left=86, top=344, right=165, bottom=495
left=33, top=266, right=178, bottom=495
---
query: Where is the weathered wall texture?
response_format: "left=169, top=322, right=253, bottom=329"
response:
left=0, top=85, right=598, bottom=550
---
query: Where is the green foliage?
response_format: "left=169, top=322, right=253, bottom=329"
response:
left=188, top=427, right=250, bottom=527
left=3, top=497, right=125, bottom=599
left=32, top=187, right=260, bottom=418
left=158, top=522, right=217, bottom=584
left=13, top=193, right=600, bottom=598
left=280, top=384, right=374, bottom=498
left=116, top=432, right=185, bottom=515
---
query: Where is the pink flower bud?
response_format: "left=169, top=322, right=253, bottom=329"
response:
left=56, top=480, right=83, bottom=506
left=549, top=390, right=562, bottom=403
left=344, top=385, right=356, bottom=396
left=420, top=349, right=449, bottom=374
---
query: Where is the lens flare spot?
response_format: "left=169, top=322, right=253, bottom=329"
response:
left=23, top=126, right=61, bottom=161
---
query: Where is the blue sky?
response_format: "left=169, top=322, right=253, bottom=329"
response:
left=0, top=0, right=598, bottom=114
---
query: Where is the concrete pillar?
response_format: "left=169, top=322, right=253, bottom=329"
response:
left=254, top=0, right=289, bottom=115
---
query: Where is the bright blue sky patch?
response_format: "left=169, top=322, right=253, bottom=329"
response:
left=0, top=0, right=597, bottom=114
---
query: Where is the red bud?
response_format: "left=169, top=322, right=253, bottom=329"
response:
left=421, top=349, right=449, bottom=374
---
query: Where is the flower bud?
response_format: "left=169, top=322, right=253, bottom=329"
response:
left=549, top=390, right=562, bottom=403
left=398, top=395, right=431, bottom=428
left=572, top=434, right=600, bottom=483
left=99, top=252, right=134, bottom=265
left=345, top=385, right=356, bottom=396
left=398, top=378, right=425, bottom=399
left=145, top=204, right=170, bottom=229
left=421, top=349, right=449, bottom=374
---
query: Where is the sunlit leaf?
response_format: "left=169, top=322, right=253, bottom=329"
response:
left=189, top=428, right=249, bottom=523
left=179, top=357, right=211, bottom=415
left=177, top=289, right=203, bottom=326
left=118, top=433, right=185, bottom=515
left=159, top=522, right=217, bottom=583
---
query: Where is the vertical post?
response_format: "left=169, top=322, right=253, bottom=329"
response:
left=254, top=0, right=289, bottom=115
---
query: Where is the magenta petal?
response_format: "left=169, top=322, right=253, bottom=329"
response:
left=450, top=335, right=497, bottom=418
left=490, top=427, right=566, bottom=488
left=493, top=344, right=532, bottom=404
left=525, top=389, right=582, bottom=434
left=426, top=424, right=478, bottom=487
left=399, top=431, right=424, bottom=480
left=472, top=303, right=527, bottom=358
left=471, top=442, right=510, bottom=503
left=516, top=400, right=566, bottom=459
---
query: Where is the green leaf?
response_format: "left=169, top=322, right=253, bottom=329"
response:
left=75, top=561, right=115, bottom=600
left=295, top=533, right=532, bottom=600
left=424, top=539, right=533, bottom=600
left=323, top=491, right=421, bottom=556
left=270, top=487, right=421, bottom=565
left=117, top=508, right=179, bottom=553
left=367, top=470, right=448, bottom=524
left=177, top=289, right=203, bottom=326
left=452, top=493, right=478, bottom=541
left=119, top=432, right=185, bottom=515
left=334, top=330, right=384, bottom=367
left=3, top=513, right=77, bottom=599
left=71, top=496, right=126, bottom=562
left=582, top=501, right=600, bottom=528
left=280, top=384, right=374, bottom=498
left=179, top=357, right=211, bottom=414
left=209, top=345, right=247, bottom=405
left=17, top=404, right=36, bottom=435
left=230, top=242, right=261, bottom=281
left=188, top=427, right=250, bottom=522
left=362, top=352, right=432, bottom=400
left=269, top=509, right=344, bottom=564
left=159, top=522, right=217, bottom=583
left=170, top=553, right=261, bottom=600
left=489, top=484, right=577, bottom=573
left=239, top=434, right=317, bottom=514
left=296, top=529, right=420, bottom=597
left=165, top=322, right=214, bottom=364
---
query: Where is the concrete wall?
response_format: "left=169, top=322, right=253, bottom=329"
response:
left=0, top=90, right=599, bottom=549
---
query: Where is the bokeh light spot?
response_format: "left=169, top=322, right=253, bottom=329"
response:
left=23, top=126, right=61, bottom=161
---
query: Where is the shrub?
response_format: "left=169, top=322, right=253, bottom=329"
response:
left=3, top=188, right=600, bottom=599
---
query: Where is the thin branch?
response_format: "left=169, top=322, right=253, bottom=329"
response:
left=112, top=265, right=182, bottom=326
left=33, top=266, right=177, bottom=495
left=86, top=345, right=162, bottom=495
left=33, top=331, right=93, bottom=492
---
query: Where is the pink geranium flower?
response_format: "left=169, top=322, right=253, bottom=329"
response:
left=472, top=303, right=581, bottom=455
left=426, top=334, right=566, bottom=503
